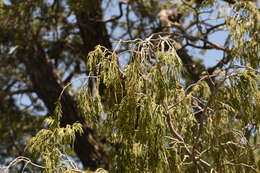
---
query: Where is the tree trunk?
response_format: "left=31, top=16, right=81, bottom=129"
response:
left=16, top=1, right=112, bottom=170
left=20, top=43, right=109, bottom=169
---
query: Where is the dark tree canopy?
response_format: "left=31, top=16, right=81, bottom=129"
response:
left=0, top=0, right=259, bottom=172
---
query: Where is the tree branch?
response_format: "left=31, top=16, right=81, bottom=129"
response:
left=98, top=2, right=126, bottom=23
left=0, top=89, right=34, bottom=98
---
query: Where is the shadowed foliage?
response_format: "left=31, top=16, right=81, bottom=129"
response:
left=0, top=0, right=259, bottom=172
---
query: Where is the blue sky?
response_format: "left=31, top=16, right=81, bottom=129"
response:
left=102, top=0, right=231, bottom=68
left=6, top=0, right=232, bottom=113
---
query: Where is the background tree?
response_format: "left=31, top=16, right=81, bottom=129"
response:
left=0, top=0, right=259, bottom=172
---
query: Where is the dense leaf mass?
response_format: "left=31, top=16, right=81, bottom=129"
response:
left=0, top=0, right=259, bottom=172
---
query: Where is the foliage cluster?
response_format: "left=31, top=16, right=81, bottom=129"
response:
left=0, top=0, right=259, bottom=173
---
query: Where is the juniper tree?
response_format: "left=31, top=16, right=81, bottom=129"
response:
left=0, top=0, right=259, bottom=173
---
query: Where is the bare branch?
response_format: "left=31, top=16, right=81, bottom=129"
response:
left=98, top=2, right=126, bottom=23
left=0, top=89, right=34, bottom=98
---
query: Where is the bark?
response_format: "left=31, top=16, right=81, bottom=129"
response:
left=72, top=0, right=112, bottom=96
left=20, top=44, right=109, bottom=169
left=176, top=48, right=202, bottom=81
left=15, top=1, right=112, bottom=169
left=73, top=0, right=112, bottom=52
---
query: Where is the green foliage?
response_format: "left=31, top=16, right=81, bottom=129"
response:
left=84, top=43, right=185, bottom=172
left=0, top=0, right=259, bottom=172
left=0, top=98, right=43, bottom=169
left=27, top=102, right=83, bottom=173
left=76, top=37, right=259, bottom=172
left=26, top=22, right=259, bottom=172
left=227, top=2, right=260, bottom=68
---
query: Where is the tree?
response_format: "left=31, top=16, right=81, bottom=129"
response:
left=0, top=0, right=259, bottom=172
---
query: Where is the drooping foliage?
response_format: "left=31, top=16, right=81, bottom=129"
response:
left=78, top=36, right=259, bottom=172
left=0, top=0, right=259, bottom=173
left=27, top=102, right=83, bottom=173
